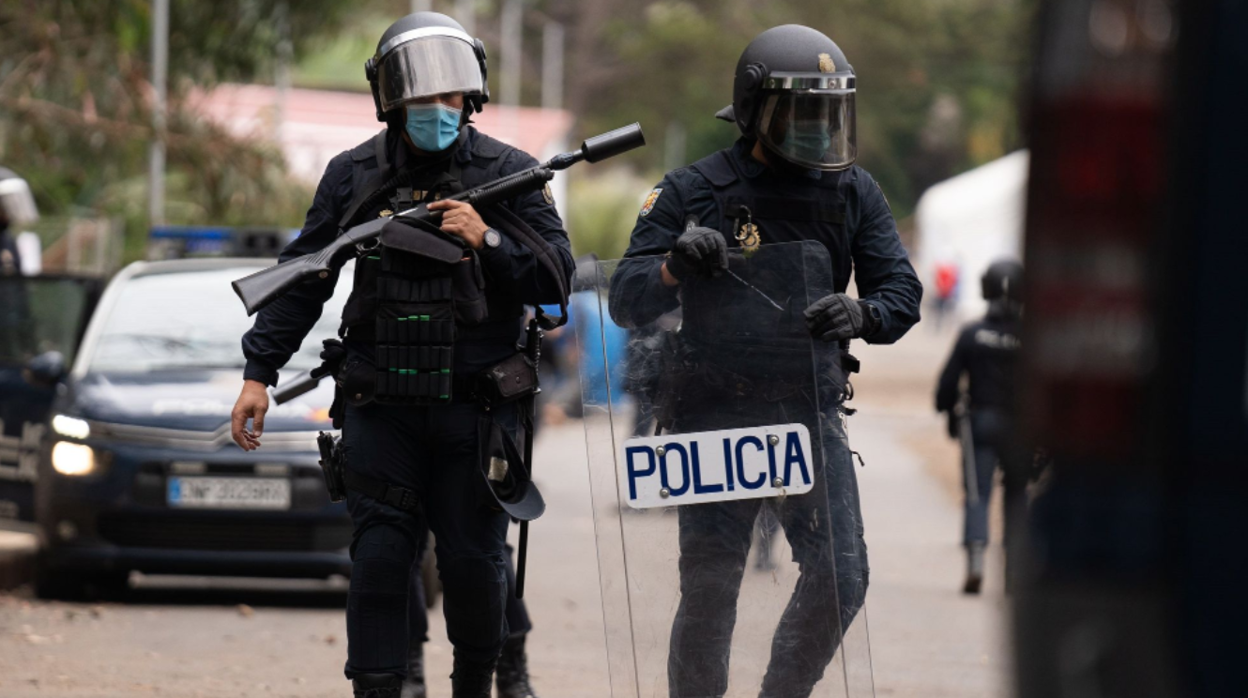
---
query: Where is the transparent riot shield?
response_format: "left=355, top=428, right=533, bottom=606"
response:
left=575, top=241, right=874, bottom=698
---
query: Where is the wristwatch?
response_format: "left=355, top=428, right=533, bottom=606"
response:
left=860, top=301, right=882, bottom=335
left=483, top=228, right=502, bottom=249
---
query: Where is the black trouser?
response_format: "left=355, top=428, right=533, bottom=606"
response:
left=408, top=542, right=533, bottom=646
left=341, top=400, right=518, bottom=678
left=667, top=395, right=868, bottom=698
left=961, top=408, right=1029, bottom=576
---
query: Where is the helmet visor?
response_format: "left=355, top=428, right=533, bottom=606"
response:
left=376, top=35, right=483, bottom=113
left=756, top=91, right=857, bottom=171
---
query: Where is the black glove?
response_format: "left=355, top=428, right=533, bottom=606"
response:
left=665, top=227, right=728, bottom=280
left=314, top=338, right=347, bottom=379
left=804, top=294, right=877, bottom=342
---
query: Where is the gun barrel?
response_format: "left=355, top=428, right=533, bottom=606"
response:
left=581, top=123, right=646, bottom=163
left=232, top=123, right=646, bottom=314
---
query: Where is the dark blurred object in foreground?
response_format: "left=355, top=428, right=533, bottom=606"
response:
left=1016, top=1, right=1248, bottom=697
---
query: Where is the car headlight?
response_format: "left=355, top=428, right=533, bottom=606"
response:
left=51, top=441, right=96, bottom=476
left=51, top=414, right=90, bottom=440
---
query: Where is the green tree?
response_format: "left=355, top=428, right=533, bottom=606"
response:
left=0, top=0, right=354, bottom=260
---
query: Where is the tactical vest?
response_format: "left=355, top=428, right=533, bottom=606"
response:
left=678, top=149, right=854, bottom=395
left=336, top=130, right=525, bottom=405
left=689, top=148, right=853, bottom=288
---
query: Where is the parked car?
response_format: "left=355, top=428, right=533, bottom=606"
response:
left=34, top=257, right=352, bottom=598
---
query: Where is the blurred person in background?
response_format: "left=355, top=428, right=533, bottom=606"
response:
left=935, top=259, right=1026, bottom=594
left=931, top=257, right=960, bottom=331
left=230, top=12, right=570, bottom=698
left=610, top=24, right=922, bottom=698
left=0, top=167, right=37, bottom=361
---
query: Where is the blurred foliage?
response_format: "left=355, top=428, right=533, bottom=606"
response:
left=0, top=0, right=355, bottom=261
left=540, top=0, right=1037, bottom=221
left=0, top=0, right=1035, bottom=264
left=567, top=169, right=653, bottom=261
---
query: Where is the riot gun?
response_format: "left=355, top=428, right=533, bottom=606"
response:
left=231, top=123, right=646, bottom=315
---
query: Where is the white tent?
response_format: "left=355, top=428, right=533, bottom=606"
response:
left=914, top=149, right=1029, bottom=320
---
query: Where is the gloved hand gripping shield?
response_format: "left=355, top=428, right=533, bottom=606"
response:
left=575, top=241, right=874, bottom=698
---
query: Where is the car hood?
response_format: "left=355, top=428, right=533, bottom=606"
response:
left=67, top=370, right=334, bottom=432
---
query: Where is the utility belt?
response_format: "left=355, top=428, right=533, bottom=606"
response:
left=329, top=344, right=538, bottom=426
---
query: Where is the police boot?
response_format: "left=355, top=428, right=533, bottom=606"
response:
left=963, top=542, right=986, bottom=595
left=450, top=657, right=496, bottom=698
left=400, top=643, right=427, bottom=698
left=496, top=634, right=540, bottom=698
left=353, top=673, right=402, bottom=698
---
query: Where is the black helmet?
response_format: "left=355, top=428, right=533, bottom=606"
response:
left=720, top=25, right=857, bottom=171
left=365, top=12, right=490, bottom=122
left=981, top=259, right=1024, bottom=302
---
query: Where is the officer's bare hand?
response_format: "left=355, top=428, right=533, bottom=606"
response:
left=429, top=199, right=488, bottom=250
left=231, top=379, right=269, bottom=451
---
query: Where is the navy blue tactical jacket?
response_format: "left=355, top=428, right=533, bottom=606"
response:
left=611, top=139, right=922, bottom=344
left=935, top=306, right=1022, bottom=413
left=241, top=125, right=573, bottom=387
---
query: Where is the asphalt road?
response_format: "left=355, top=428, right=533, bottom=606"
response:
left=0, top=323, right=1012, bottom=698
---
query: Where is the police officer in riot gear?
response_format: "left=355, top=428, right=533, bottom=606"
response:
left=0, top=166, right=36, bottom=278
left=230, top=12, right=571, bottom=698
left=0, top=167, right=37, bottom=358
left=610, top=25, right=921, bottom=698
left=935, top=259, right=1026, bottom=594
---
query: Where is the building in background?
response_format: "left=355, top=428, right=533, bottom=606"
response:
left=914, top=150, right=1029, bottom=321
left=194, top=84, right=575, bottom=222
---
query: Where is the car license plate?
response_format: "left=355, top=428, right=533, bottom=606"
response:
left=167, top=476, right=291, bottom=510
left=619, top=423, right=815, bottom=509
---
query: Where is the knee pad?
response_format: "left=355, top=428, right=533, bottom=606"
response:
left=352, top=524, right=417, bottom=596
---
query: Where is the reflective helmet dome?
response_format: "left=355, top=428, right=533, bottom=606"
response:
left=724, top=25, right=857, bottom=171
left=366, top=12, right=490, bottom=122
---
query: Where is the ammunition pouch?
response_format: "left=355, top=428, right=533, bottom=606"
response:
left=368, top=247, right=461, bottom=405
left=473, top=352, right=538, bottom=407
left=328, top=348, right=537, bottom=412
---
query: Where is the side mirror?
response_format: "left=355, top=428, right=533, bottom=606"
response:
left=23, top=351, right=66, bottom=388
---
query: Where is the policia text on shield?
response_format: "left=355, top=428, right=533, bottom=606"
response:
left=229, top=11, right=644, bottom=698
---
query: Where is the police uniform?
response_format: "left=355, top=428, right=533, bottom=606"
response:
left=610, top=136, right=921, bottom=697
left=935, top=302, right=1027, bottom=562
left=241, top=124, right=572, bottom=678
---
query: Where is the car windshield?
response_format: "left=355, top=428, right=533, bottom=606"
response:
left=87, top=263, right=351, bottom=374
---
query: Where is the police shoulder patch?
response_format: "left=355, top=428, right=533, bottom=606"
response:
left=640, top=187, right=663, bottom=218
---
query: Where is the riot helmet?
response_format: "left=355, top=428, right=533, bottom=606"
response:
left=0, top=167, right=39, bottom=229
left=722, top=25, right=857, bottom=171
left=981, top=259, right=1023, bottom=302
left=365, top=12, right=490, bottom=122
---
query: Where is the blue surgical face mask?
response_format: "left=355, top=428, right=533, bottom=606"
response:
left=405, top=103, right=463, bottom=152
left=781, top=123, right=834, bottom=165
